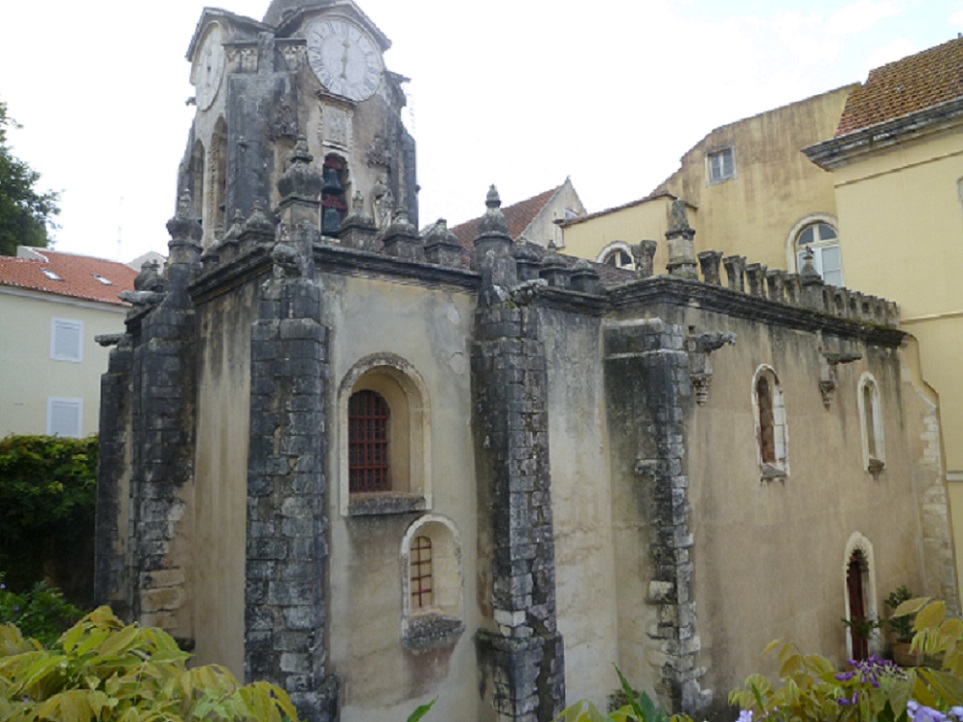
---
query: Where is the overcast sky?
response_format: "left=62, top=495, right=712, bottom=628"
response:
left=2, top=0, right=962, bottom=262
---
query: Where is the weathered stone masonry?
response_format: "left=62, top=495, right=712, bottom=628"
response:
left=472, top=190, right=566, bottom=722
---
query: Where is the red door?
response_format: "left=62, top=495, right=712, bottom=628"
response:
left=847, top=553, right=868, bottom=660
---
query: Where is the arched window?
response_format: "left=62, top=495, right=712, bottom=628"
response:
left=321, top=153, right=349, bottom=235
left=596, top=241, right=635, bottom=270
left=348, top=389, right=390, bottom=492
left=857, top=373, right=885, bottom=473
left=191, top=140, right=205, bottom=228
left=752, top=365, right=788, bottom=478
left=843, top=532, right=879, bottom=661
left=796, top=222, right=842, bottom=286
left=339, top=354, right=431, bottom=516
left=401, top=515, right=465, bottom=650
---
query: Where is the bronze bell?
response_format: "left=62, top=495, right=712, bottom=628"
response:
left=322, top=167, right=343, bottom=195
left=322, top=206, right=342, bottom=235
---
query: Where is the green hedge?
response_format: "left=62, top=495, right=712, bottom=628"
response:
left=0, top=435, right=97, bottom=603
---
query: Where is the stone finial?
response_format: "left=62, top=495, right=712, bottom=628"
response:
left=514, top=242, right=541, bottom=282
left=633, top=240, right=658, bottom=279
left=570, top=259, right=601, bottom=295
left=799, top=247, right=825, bottom=311
left=669, top=197, right=691, bottom=233
left=539, top=249, right=570, bottom=289
left=166, top=190, right=202, bottom=244
left=477, top=185, right=509, bottom=238
left=723, top=255, right=746, bottom=291
left=424, top=218, right=465, bottom=267
left=382, top=208, right=423, bottom=261
left=277, top=136, right=322, bottom=201
left=698, top=251, right=723, bottom=285
left=134, top=260, right=165, bottom=293
left=238, top=202, right=277, bottom=252
left=799, top=247, right=821, bottom=283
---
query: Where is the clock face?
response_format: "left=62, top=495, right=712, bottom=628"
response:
left=194, top=23, right=226, bottom=111
left=307, top=16, right=383, bottom=102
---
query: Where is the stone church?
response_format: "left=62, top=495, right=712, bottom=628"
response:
left=94, top=1, right=958, bottom=720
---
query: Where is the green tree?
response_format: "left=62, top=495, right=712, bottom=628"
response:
left=0, top=100, right=59, bottom=256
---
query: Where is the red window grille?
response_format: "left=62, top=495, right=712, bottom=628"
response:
left=348, top=390, right=390, bottom=492
left=410, top=535, right=433, bottom=610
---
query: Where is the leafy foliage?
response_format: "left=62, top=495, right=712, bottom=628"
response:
left=0, top=435, right=98, bottom=601
left=886, top=586, right=915, bottom=642
left=0, top=574, right=84, bottom=648
left=0, top=100, right=59, bottom=256
left=554, top=667, right=693, bottom=722
left=0, top=606, right=300, bottom=722
left=730, top=597, right=963, bottom=722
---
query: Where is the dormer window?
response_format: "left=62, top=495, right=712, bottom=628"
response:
left=41, top=268, right=63, bottom=281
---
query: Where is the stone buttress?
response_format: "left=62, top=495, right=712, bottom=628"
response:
left=244, top=142, right=338, bottom=721
left=472, top=187, right=566, bottom=722
left=604, top=317, right=711, bottom=715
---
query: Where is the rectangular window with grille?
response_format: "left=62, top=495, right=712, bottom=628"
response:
left=348, top=389, right=390, bottom=492
left=410, top=535, right=433, bottom=610
left=707, top=147, right=735, bottom=183
left=50, top=318, right=83, bottom=363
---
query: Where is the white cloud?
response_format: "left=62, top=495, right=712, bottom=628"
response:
left=828, top=0, right=902, bottom=36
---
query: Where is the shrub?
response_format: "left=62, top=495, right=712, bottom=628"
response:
left=0, top=435, right=98, bottom=603
left=0, top=606, right=299, bottom=721
left=729, top=597, right=963, bottom=722
left=0, top=573, right=84, bottom=648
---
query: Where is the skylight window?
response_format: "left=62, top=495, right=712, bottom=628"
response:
left=93, top=274, right=113, bottom=285
left=41, top=268, right=63, bottom=281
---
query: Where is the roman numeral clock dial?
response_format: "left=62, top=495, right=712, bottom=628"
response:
left=307, top=17, right=383, bottom=102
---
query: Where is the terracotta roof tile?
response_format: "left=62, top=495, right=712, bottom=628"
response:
left=449, top=185, right=561, bottom=249
left=836, top=36, right=963, bottom=136
left=0, top=248, right=138, bottom=306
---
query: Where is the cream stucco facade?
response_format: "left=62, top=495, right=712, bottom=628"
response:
left=0, top=287, right=127, bottom=437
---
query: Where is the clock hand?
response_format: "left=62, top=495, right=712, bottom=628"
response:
left=340, top=35, right=349, bottom=79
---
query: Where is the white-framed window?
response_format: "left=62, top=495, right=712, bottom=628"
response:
left=706, top=146, right=735, bottom=184
left=857, top=373, right=885, bottom=473
left=752, top=365, right=789, bottom=478
left=596, top=241, right=635, bottom=270
left=795, top=222, right=843, bottom=286
left=47, top=398, right=83, bottom=437
left=50, top=318, right=84, bottom=363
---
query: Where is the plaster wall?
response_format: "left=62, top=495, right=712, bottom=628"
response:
left=563, top=197, right=671, bottom=270
left=540, top=308, right=620, bottom=707
left=675, top=304, right=948, bottom=695
left=662, top=87, right=853, bottom=268
left=190, top=279, right=259, bottom=674
left=321, top=274, right=482, bottom=722
left=0, top=289, right=126, bottom=437
left=830, top=130, right=963, bottom=475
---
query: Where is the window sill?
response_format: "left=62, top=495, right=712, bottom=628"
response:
left=402, top=613, right=465, bottom=651
left=348, top=492, right=427, bottom=517
left=760, top=463, right=788, bottom=481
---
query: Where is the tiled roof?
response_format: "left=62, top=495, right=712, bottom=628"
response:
left=0, top=248, right=138, bottom=306
left=836, top=36, right=963, bottom=136
left=449, top=185, right=561, bottom=249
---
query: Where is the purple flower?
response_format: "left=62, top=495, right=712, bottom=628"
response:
left=736, top=710, right=753, bottom=722
left=835, top=671, right=854, bottom=681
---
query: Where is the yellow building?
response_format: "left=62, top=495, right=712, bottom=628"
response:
left=563, top=84, right=856, bottom=280
left=0, top=247, right=137, bottom=437
left=805, top=37, right=963, bottom=593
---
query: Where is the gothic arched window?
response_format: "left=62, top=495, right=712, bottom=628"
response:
left=752, top=365, right=788, bottom=478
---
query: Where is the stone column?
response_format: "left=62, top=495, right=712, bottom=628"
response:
left=723, top=255, right=746, bottom=291
left=245, top=145, right=338, bottom=722
left=697, top=251, right=723, bottom=285
left=472, top=187, right=565, bottom=722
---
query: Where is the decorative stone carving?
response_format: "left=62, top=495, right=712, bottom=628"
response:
left=633, top=240, right=658, bottom=279
left=819, top=349, right=863, bottom=409
left=687, top=329, right=737, bottom=405
left=366, top=132, right=392, bottom=168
